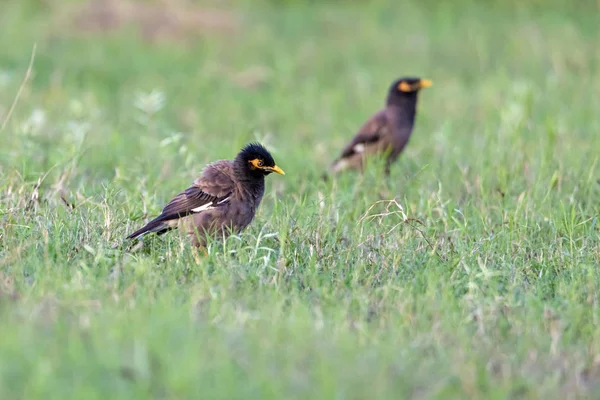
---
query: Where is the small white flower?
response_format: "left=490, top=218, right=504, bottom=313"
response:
left=20, top=108, right=46, bottom=134
left=159, top=132, right=183, bottom=147
left=66, top=121, right=91, bottom=144
left=134, top=89, right=166, bottom=115
left=29, top=108, right=46, bottom=130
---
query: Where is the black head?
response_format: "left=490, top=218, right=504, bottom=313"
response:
left=389, top=77, right=432, bottom=97
left=236, top=142, right=285, bottom=177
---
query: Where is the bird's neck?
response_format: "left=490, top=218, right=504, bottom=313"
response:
left=386, top=95, right=417, bottom=123
left=241, top=179, right=265, bottom=201
left=233, top=159, right=266, bottom=199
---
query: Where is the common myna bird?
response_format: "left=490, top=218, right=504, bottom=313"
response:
left=126, top=143, right=285, bottom=247
left=329, top=77, right=432, bottom=175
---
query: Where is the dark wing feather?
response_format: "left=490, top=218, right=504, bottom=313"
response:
left=339, top=110, right=388, bottom=158
left=159, top=160, right=236, bottom=221
left=159, top=186, right=231, bottom=221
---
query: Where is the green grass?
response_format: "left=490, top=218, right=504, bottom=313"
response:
left=1, top=0, right=600, bottom=398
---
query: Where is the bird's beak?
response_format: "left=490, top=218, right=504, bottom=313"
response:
left=419, top=79, right=433, bottom=89
left=270, top=165, right=286, bottom=175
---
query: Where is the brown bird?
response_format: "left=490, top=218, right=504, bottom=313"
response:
left=126, top=143, right=285, bottom=247
left=329, top=77, right=432, bottom=176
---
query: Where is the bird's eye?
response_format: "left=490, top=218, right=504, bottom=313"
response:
left=398, top=81, right=413, bottom=92
left=258, top=160, right=264, bottom=167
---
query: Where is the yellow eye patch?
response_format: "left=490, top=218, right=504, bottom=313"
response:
left=248, top=158, right=264, bottom=169
left=398, top=81, right=414, bottom=92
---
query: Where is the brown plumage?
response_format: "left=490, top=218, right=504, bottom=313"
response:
left=329, top=77, right=432, bottom=175
left=126, top=143, right=285, bottom=247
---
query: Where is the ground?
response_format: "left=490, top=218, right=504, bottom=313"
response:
left=1, top=0, right=599, bottom=398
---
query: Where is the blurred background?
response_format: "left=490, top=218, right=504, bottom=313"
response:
left=1, top=1, right=600, bottom=398
left=1, top=0, right=598, bottom=181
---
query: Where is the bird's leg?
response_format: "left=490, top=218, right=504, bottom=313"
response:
left=128, top=240, right=144, bottom=253
left=384, top=162, right=391, bottom=177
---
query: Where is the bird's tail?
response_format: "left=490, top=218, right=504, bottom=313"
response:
left=126, top=218, right=170, bottom=240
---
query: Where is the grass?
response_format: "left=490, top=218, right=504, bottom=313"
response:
left=1, top=0, right=600, bottom=398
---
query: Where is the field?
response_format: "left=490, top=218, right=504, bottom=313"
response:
left=1, top=0, right=600, bottom=398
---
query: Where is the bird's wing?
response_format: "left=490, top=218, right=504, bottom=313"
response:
left=191, top=160, right=236, bottom=198
left=126, top=161, right=237, bottom=240
left=158, top=160, right=235, bottom=221
left=339, top=110, right=389, bottom=158
left=159, top=186, right=231, bottom=221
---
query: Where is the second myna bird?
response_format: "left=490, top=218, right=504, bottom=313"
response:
left=329, top=77, right=432, bottom=175
left=126, top=142, right=285, bottom=247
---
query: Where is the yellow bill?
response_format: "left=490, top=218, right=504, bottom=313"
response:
left=270, top=165, right=285, bottom=175
left=419, top=79, right=433, bottom=88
